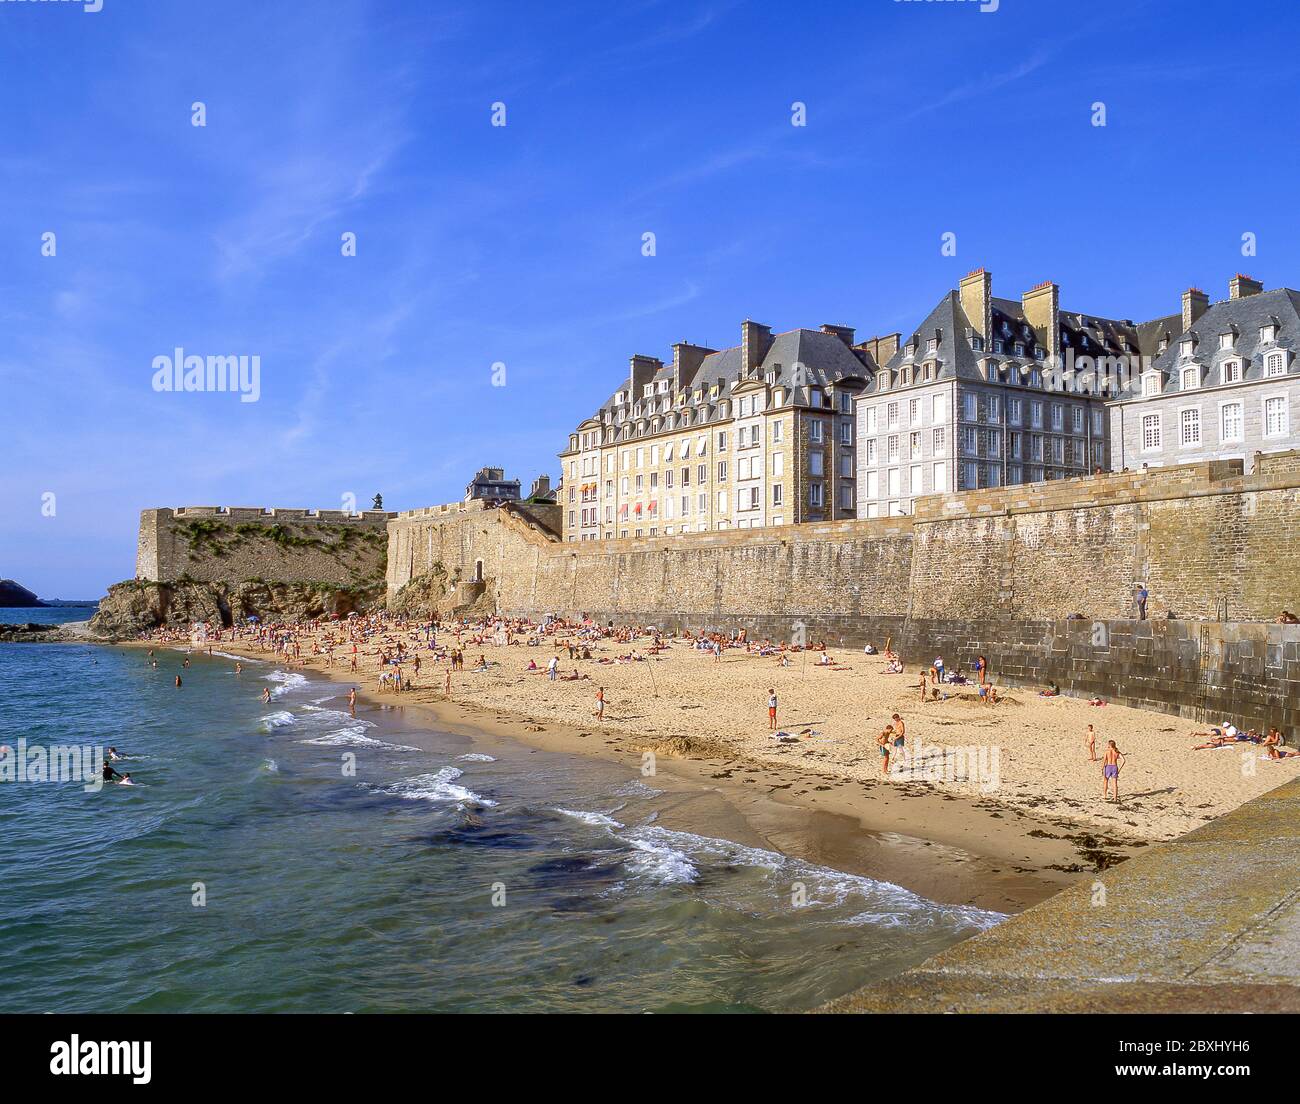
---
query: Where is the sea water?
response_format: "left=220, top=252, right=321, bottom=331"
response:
left=0, top=643, right=1002, bottom=1013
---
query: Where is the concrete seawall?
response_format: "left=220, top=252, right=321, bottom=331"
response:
left=820, top=776, right=1300, bottom=1013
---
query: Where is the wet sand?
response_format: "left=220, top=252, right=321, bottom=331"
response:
left=124, top=632, right=1187, bottom=915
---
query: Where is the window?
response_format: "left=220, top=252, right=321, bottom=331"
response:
left=886, top=402, right=899, bottom=428
left=910, top=431, right=922, bottom=458
left=1072, top=407, right=1084, bottom=432
left=909, top=398, right=921, bottom=424
left=909, top=464, right=922, bottom=494
left=1181, top=366, right=1200, bottom=390
left=866, top=471, right=878, bottom=499
left=1030, top=401, right=1043, bottom=428
left=839, top=420, right=852, bottom=445
left=697, top=463, right=707, bottom=483
left=809, top=483, right=823, bottom=508
left=809, top=420, right=824, bottom=443
left=1221, top=402, right=1243, bottom=442
left=887, top=469, right=900, bottom=496
left=1266, top=352, right=1287, bottom=378
left=1265, top=396, right=1288, bottom=436
left=809, top=452, right=823, bottom=477
left=932, top=427, right=946, bottom=455
left=717, top=461, right=727, bottom=482
left=1222, top=360, right=1242, bottom=383
left=932, top=461, right=947, bottom=490
left=717, top=431, right=727, bottom=451
left=1180, top=408, right=1201, bottom=446
left=1142, top=413, right=1162, bottom=450
left=772, top=484, right=784, bottom=506
left=1142, top=373, right=1160, bottom=397
left=933, top=394, right=948, bottom=422
left=771, top=419, right=784, bottom=443
left=963, top=393, right=977, bottom=420
left=1008, top=398, right=1022, bottom=425
left=864, top=407, right=878, bottom=433
left=887, top=436, right=900, bottom=462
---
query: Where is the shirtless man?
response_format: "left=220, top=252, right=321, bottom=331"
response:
left=1086, top=724, right=1096, bottom=762
left=877, top=726, right=895, bottom=774
left=1102, top=740, right=1126, bottom=802
left=890, top=713, right=906, bottom=756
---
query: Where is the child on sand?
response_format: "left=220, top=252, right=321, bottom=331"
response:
left=1086, top=724, right=1096, bottom=761
left=918, top=670, right=927, bottom=703
left=1102, top=740, right=1126, bottom=802
left=768, top=689, right=778, bottom=730
left=595, top=687, right=606, bottom=720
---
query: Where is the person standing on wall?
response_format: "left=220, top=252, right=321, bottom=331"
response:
left=1135, top=583, right=1149, bottom=621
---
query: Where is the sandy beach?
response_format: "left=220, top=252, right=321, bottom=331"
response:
left=122, top=616, right=1298, bottom=915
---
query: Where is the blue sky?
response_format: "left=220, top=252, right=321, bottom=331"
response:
left=3, top=0, right=1299, bottom=596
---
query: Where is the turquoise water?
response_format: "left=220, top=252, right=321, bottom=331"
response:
left=0, top=604, right=97, bottom=626
left=0, top=643, right=1001, bottom=1013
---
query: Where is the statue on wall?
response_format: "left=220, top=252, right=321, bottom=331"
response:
left=372, top=494, right=383, bottom=510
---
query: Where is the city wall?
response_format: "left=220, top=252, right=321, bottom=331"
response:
left=137, top=506, right=393, bottom=588
left=385, top=456, right=1300, bottom=733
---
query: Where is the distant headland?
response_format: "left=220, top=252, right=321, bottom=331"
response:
left=0, top=580, right=46, bottom=608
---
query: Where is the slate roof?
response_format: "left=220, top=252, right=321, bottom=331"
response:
left=1137, top=288, right=1300, bottom=397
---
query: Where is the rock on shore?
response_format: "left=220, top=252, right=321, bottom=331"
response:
left=0, top=622, right=70, bottom=642
left=88, top=579, right=385, bottom=639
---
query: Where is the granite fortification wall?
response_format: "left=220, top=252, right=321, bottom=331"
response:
left=385, top=456, right=1300, bottom=734
left=138, top=506, right=394, bottom=588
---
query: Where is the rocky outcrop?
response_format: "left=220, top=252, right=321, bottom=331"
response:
left=387, top=565, right=448, bottom=618
left=0, top=622, right=69, bottom=642
left=0, top=580, right=45, bottom=607
left=88, top=578, right=386, bottom=639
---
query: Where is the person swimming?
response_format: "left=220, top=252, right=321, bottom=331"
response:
left=102, top=760, right=121, bottom=783
left=107, top=747, right=123, bottom=761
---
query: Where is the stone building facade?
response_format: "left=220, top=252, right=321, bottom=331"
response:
left=558, top=321, right=870, bottom=541
left=856, top=269, right=1179, bottom=517
left=1109, top=277, right=1300, bottom=473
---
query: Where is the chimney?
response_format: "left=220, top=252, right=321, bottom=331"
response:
left=628, top=354, right=662, bottom=395
left=529, top=474, right=552, bottom=500
left=741, top=320, right=773, bottom=375
left=820, top=324, right=855, bottom=348
left=1230, top=273, right=1264, bottom=300
left=959, top=268, right=992, bottom=343
left=855, top=333, right=900, bottom=370
left=1182, top=288, right=1209, bottom=331
left=1022, top=281, right=1060, bottom=363
left=671, top=342, right=713, bottom=391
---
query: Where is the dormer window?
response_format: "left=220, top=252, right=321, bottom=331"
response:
left=1222, top=360, right=1243, bottom=383
left=1219, top=332, right=1235, bottom=351
left=1157, top=338, right=1168, bottom=354
left=1266, top=350, right=1288, bottom=377
left=1181, top=366, right=1200, bottom=390
left=1180, top=339, right=1195, bottom=357
left=926, top=338, right=937, bottom=354
left=904, top=342, right=916, bottom=359
left=994, top=339, right=1005, bottom=354
left=1142, top=373, right=1160, bottom=397
left=971, top=335, right=984, bottom=352
left=877, top=371, right=890, bottom=391
left=1014, top=342, right=1025, bottom=356
left=1261, top=323, right=1279, bottom=345
left=1000, top=321, right=1011, bottom=336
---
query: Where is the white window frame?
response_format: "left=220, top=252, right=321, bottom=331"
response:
left=1141, top=413, right=1162, bottom=452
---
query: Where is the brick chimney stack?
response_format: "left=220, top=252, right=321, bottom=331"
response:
left=741, top=320, right=773, bottom=375
left=1182, top=288, right=1209, bottom=331
left=820, top=324, right=855, bottom=348
left=959, top=268, right=992, bottom=343
left=1022, top=280, right=1060, bottom=363
left=1230, top=274, right=1264, bottom=300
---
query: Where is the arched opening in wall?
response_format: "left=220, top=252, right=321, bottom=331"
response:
left=474, top=559, right=484, bottom=583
